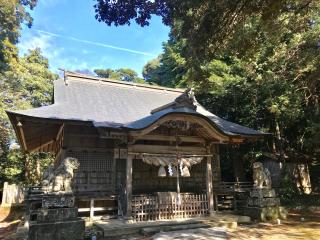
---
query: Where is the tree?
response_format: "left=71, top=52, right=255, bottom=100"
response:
left=94, top=1, right=318, bottom=60
left=142, top=36, right=187, bottom=87
left=94, top=68, right=145, bottom=83
left=0, top=48, right=57, bottom=185
left=0, top=0, right=37, bottom=71
left=137, top=2, right=320, bottom=169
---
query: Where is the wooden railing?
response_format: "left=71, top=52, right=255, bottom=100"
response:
left=76, top=196, right=118, bottom=219
left=213, top=181, right=253, bottom=211
left=132, top=193, right=208, bottom=222
left=213, top=181, right=253, bottom=193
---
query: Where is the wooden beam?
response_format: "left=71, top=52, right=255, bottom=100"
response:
left=29, top=140, right=55, bottom=153
left=129, top=113, right=230, bottom=142
left=54, top=148, right=62, bottom=164
left=56, top=123, right=64, bottom=141
left=125, top=154, right=133, bottom=219
left=17, top=122, right=27, bottom=152
left=129, top=152, right=212, bottom=157
left=135, top=134, right=206, bottom=143
left=128, top=144, right=206, bottom=155
left=230, top=138, right=245, bottom=143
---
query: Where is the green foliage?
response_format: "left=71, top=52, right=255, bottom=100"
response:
left=140, top=3, right=320, bottom=165
left=0, top=47, right=57, bottom=185
left=0, top=145, right=54, bottom=185
left=0, top=145, right=24, bottom=184
left=0, top=0, right=37, bottom=71
left=279, top=167, right=301, bottom=203
left=142, top=37, right=187, bottom=87
left=94, top=68, right=145, bottom=83
left=1, top=48, right=58, bottom=128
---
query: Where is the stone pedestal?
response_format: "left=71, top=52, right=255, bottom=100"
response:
left=42, top=193, right=75, bottom=208
left=245, top=188, right=287, bottom=221
left=29, top=219, right=84, bottom=240
left=22, top=193, right=85, bottom=240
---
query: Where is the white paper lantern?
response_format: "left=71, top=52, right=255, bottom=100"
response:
left=158, top=166, right=167, bottom=177
left=181, top=166, right=190, bottom=177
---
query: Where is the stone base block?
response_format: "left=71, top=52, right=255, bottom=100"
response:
left=42, top=194, right=75, bottom=208
left=244, top=206, right=287, bottom=221
left=250, top=188, right=276, bottom=198
left=29, top=219, right=85, bottom=240
left=36, top=207, right=78, bottom=223
left=247, top=197, right=280, bottom=207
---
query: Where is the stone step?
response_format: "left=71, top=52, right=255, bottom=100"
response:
left=95, top=214, right=251, bottom=238
left=140, top=223, right=210, bottom=235
left=96, top=219, right=203, bottom=237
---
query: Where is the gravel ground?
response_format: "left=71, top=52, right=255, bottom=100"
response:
left=1, top=208, right=320, bottom=240
left=152, top=227, right=227, bottom=240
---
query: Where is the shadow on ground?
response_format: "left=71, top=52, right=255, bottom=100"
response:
left=0, top=206, right=24, bottom=240
left=227, top=210, right=320, bottom=240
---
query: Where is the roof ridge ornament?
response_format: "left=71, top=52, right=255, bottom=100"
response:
left=150, top=88, right=198, bottom=114
left=174, top=88, right=198, bottom=111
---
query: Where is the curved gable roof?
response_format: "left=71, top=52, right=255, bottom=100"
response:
left=7, top=71, right=267, bottom=137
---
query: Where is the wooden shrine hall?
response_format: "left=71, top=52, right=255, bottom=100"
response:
left=7, top=71, right=266, bottom=221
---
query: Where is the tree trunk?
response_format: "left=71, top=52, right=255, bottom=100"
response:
left=24, top=154, right=30, bottom=183
left=36, top=158, right=41, bottom=182
left=275, top=119, right=284, bottom=160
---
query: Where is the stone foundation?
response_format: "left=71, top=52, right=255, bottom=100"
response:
left=245, top=188, right=287, bottom=221
left=36, top=207, right=78, bottom=222
left=42, top=194, right=75, bottom=208
left=245, top=206, right=287, bottom=221
left=21, top=191, right=85, bottom=240
left=29, top=219, right=85, bottom=240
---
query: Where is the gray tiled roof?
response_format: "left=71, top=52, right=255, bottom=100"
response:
left=7, top=73, right=266, bottom=137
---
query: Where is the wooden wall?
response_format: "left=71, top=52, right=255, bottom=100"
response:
left=61, top=124, right=222, bottom=196
left=63, top=124, right=118, bottom=195
left=131, top=157, right=221, bottom=194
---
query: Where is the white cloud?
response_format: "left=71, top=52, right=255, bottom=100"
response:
left=36, top=29, right=157, bottom=57
left=17, top=29, right=153, bottom=74
left=82, top=49, right=90, bottom=54
left=18, top=32, right=52, bottom=55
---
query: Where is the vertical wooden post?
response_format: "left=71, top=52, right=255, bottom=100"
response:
left=125, top=154, right=133, bottom=219
left=206, top=153, right=214, bottom=215
left=213, top=144, right=221, bottom=211
left=90, top=198, right=94, bottom=219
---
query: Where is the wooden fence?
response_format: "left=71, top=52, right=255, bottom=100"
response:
left=132, top=192, right=208, bottom=222
left=1, top=182, right=24, bottom=206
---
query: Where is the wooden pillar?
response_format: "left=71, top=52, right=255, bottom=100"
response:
left=214, top=145, right=221, bottom=211
left=90, top=198, right=94, bottom=219
left=206, top=155, right=214, bottom=215
left=215, top=145, right=221, bottom=182
left=125, top=154, right=133, bottom=219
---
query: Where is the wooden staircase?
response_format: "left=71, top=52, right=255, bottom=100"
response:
left=94, top=213, right=250, bottom=238
left=214, top=181, right=252, bottom=211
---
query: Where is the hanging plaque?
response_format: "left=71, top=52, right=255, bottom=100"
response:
left=119, top=148, right=128, bottom=159
left=114, top=148, right=120, bottom=159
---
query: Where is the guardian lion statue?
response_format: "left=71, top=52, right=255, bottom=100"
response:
left=42, top=157, right=80, bottom=193
left=252, top=162, right=272, bottom=189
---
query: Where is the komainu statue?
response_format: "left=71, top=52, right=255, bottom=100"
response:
left=42, top=157, right=80, bottom=193
left=252, top=162, right=272, bottom=189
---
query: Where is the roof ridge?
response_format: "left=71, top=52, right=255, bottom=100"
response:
left=63, top=70, right=186, bottom=93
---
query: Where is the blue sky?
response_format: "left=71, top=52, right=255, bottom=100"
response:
left=18, top=0, right=170, bottom=76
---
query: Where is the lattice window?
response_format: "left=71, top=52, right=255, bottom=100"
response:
left=66, top=150, right=113, bottom=172
left=67, top=150, right=115, bottom=193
